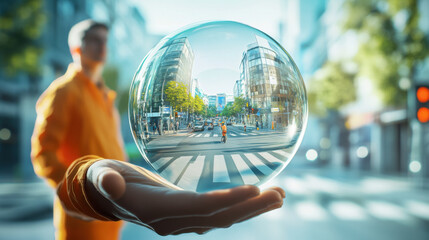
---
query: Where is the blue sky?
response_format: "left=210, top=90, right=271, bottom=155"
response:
left=135, top=0, right=285, bottom=40
left=134, top=0, right=286, bottom=95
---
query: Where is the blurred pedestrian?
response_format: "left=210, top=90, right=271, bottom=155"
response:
left=31, top=19, right=127, bottom=240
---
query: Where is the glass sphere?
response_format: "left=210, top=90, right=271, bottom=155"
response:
left=129, top=21, right=307, bottom=192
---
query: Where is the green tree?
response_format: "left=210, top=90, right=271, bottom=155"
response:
left=164, top=81, right=188, bottom=113
left=221, top=102, right=234, bottom=117
left=206, top=105, right=217, bottom=117
left=194, top=95, right=204, bottom=115
left=342, top=0, right=429, bottom=106
left=0, top=0, right=46, bottom=77
left=308, top=62, right=357, bottom=116
left=232, top=96, right=247, bottom=116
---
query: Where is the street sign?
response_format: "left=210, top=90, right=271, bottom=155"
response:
left=271, top=107, right=279, bottom=112
left=163, top=107, right=170, bottom=114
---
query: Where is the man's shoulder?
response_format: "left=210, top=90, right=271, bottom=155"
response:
left=37, top=72, right=80, bottom=106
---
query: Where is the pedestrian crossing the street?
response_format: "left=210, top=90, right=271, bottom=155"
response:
left=150, top=149, right=292, bottom=192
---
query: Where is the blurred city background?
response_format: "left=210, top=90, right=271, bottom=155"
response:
left=0, top=0, right=428, bottom=239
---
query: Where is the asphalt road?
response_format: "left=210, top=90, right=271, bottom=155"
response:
left=145, top=125, right=296, bottom=192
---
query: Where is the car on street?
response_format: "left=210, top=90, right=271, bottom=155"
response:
left=193, top=121, right=205, bottom=131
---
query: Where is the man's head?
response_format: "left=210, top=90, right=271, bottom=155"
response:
left=68, top=19, right=108, bottom=66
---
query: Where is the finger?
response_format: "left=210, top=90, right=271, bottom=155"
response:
left=267, top=186, right=286, bottom=198
left=131, top=185, right=261, bottom=224
left=150, top=188, right=283, bottom=235
left=233, top=198, right=283, bottom=224
left=170, top=201, right=284, bottom=235
left=90, top=166, right=126, bottom=200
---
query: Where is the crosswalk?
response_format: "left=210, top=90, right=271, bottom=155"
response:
left=150, top=149, right=292, bottom=192
left=187, top=131, right=268, bottom=138
left=260, top=176, right=429, bottom=224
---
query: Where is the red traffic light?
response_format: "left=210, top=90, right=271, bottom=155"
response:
left=417, top=107, right=429, bottom=123
left=417, top=86, right=429, bottom=103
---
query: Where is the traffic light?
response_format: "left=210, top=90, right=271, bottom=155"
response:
left=416, top=84, right=429, bottom=124
left=175, top=112, right=178, bottom=118
left=252, top=108, right=254, bottom=113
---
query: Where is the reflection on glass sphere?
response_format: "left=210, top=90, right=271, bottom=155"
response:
left=129, top=21, right=307, bottom=192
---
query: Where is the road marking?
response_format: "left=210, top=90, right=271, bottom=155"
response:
left=283, top=177, right=312, bottom=195
left=240, top=133, right=247, bottom=136
left=177, top=156, right=205, bottom=191
left=213, top=134, right=218, bottom=137
left=204, top=133, right=210, bottom=137
left=405, top=200, right=429, bottom=220
left=230, top=133, right=237, bottom=136
left=258, top=152, right=284, bottom=164
left=366, top=201, right=411, bottom=221
left=244, top=153, right=273, bottom=175
left=213, top=155, right=230, bottom=183
left=189, top=134, right=196, bottom=137
left=294, top=201, right=327, bottom=221
left=329, top=201, right=367, bottom=220
left=231, top=154, right=259, bottom=184
left=249, top=133, right=257, bottom=135
left=273, top=150, right=292, bottom=158
left=160, top=156, right=193, bottom=184
left=195, top=134, right=202, bottom=137
left=153, top=157, right=173, bottom=171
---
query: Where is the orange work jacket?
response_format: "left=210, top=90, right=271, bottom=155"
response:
left=31, top=64, right=127, bottom=240
left=221, top=125, right=227, bottom=136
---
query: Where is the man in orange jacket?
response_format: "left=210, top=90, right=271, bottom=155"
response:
left=31, top=19, right=127, bottom=239
left=32, top=19, right=285, bottom=239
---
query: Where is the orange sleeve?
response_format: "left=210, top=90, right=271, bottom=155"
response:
left=31, top=86, right=71, bottom=188
left=57, top=155, right=119, bottom=221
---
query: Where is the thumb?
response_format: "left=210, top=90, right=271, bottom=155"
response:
left=94, top=167, right=126, bottom=200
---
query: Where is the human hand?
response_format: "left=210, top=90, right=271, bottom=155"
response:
left=85, top=159, right=285, bottom=236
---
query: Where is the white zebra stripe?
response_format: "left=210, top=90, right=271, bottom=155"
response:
left=231, top=154, right=259, bottom=184
left=177, top=156, right=205, bottom=191
left=243, top=153, right=273, bottom=175
left=294, top=201, right=327, bottom=220
left=160, top=156, right=193, bottom=183
left=258, top=152, right=284, bottom=164
left=329, top=201, right=367, bottom=220
left=153, top=157, right=173, bottom=171
left=273, top=149, right=292, bottom=158
left=213, top=155, right=230, bottom=183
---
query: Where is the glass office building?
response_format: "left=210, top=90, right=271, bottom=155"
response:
left=240, top=36, right=302, bottom=128
left=150, top=37, right=195, bottom=113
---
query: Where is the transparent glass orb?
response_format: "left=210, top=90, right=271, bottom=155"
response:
left=129, top=21, right=307, bottom=192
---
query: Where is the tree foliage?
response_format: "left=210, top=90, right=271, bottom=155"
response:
left=164, top=81, right=188, bottom=113
left=308, top=62, right=357, bottom=116
left=343, top=0, right=429, bottom=106
left=0, top=0, right=46, bottom=77
left=308, top=0, right=429, bottom=115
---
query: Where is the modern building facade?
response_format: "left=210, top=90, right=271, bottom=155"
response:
left=149, top=37, right=194, bottom=114
left=240, top=35, right=301, bottom=128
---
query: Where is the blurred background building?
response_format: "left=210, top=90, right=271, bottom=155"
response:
left=1, top=0, right=429, bottom=239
